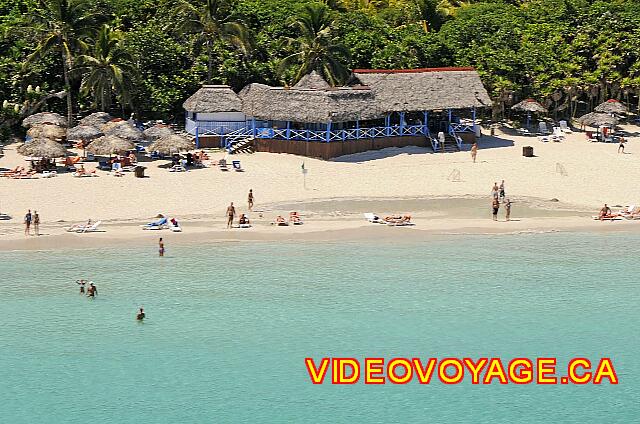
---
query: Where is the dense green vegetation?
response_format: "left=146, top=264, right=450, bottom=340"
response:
left=1, top=0, right=639, bottom=134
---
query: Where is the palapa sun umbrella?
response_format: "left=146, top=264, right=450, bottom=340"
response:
left=67, top=125, right=104, bottom=143
left=87, top=135, right=135, bottom=156
left=22, top=112, right=67, bottom=128
left=511, top=99, right=548, bottom=129
left=78, top=112, right=113, bottom=128
left=148, top=134, right=194, bottom=155
left=594, top=99, right=628, bottom=114
left=143, top=125, right=175, bottom=141
left=101, top=121, right=144, bottom=141
left=577, top=112, right=619, bottom=128
left=17, top=138, right=67, bottom=158
left=27, top=124, right=67, bottom=141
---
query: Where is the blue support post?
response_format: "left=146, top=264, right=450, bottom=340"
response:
left=448, top=109, right=452, bottom=123
left=385, top=114, right=391, bottom=136
left=423, top=111, right=428, bottom=135
left=356, top=120, right=360, bottom=139
left=251, top=118, right=256, bottom=138
left=472, top=107, right=477, bottom=130
left=400, top=112, right=405, bottom=135
left=286, top=121, right=290, bottom=140
left=195, top=126, right=199, bottom=148
left=326, top=121, right=332, bottom=143
left=306, top=129, right=309, bottom=141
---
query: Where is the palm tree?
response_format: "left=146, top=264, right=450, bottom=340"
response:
left=25, top=0, right=102, bottom=125
left=279, top=4, right=350, bottom=86
left=173, top=0, right=251, bottom=84
left=73, top=25, right=135, bottom=112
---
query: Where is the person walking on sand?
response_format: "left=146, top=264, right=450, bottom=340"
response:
left=33, top=211, right=40, bottom=236
left=492, top=198, right=500, bottom=221
left=248, top=189, right=254, bottom=211
left=226, top=202, right=236, bottom=228
left=471, top=142, right=478, bottom=163
left=618, top=137, right=626, bottom=153
left=491, top=182, right=499, bottom=200
left=24, top=209, right=32, bottom=236
left=159, top=237, right=165, bottom=257
left=499, top=180, right=505, bottom=201
left=504, top=199, right=512, bottom=221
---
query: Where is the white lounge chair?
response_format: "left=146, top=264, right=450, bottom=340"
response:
left=537, top=135, right=550, bottom=142
left=68, top=220, right=102, bottom=233
left=169, top=164, right=187, bottom=172
left=559, top=120, right=572, bottom=133
left=538, top=122, right=551, bottom=135
left=364, top=213, right=383, bottom=224
left=552, top=127, right=565, bottom=141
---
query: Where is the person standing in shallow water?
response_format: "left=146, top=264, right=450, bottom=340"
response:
left=87, top=282, right=97, bottom=298
left=33, top=211, right=40, bottom=236
left=159, top=238, right=164, bottom=257
left=248, top=189, right=254, bottom=211
left=24, top=209, right=32, bottom=236
left=136, top=307, right=145, bottom=321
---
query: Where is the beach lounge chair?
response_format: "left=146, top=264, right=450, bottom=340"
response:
left=364, top=213, right=384, bottom=224
left=169, top=218, right=182, bottom=232
left=97, top=161, right=110, bottom=170
left=232, top=160, right=244, bottom=172
left=41, top=170, right=57, bottom=178
left=585, top=132, right=598, bottom=142
left=552, top=127, right=565, bottom=141
left=218, top=159, right=229, bottom=171
left=559, top=120, right=572, bottom=133
left=68, top=220, right=102, bottom=233
left=169, top=164, right=187, bottom=172
left=537, top=135, right=550, bottom=142
left=238, top=215, right=251, bottom=228
left=142, top=217, right=168, bottom=230
left=538, top=122, right=551, bottom=135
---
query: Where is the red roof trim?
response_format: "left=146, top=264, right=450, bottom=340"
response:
left=353, top=67, right=476, bottom=74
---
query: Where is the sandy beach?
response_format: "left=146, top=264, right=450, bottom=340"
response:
left=1, top=126, right=639, bottom=250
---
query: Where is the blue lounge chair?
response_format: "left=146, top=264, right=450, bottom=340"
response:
left=98, top=161, right=110, bottom=170
left=142, top=217, right=168, bottom=230
left=232, top=160, right=243, bottom=172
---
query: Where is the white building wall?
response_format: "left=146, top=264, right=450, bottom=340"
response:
left=196, top=112, right=246, bottom=122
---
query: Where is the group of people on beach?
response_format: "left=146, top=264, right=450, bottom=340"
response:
left=23, top=209, right=40, bottom=236
left=491, top=180, right=512, bottom=221
left=225, top=189, right=254, bottom=229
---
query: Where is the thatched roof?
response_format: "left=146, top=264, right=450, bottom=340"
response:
left=511, top=99, right=547, bottom=113
left=594, top=99, right=627, bottom=114
left=27, top=124, right=67, bottom=140
left=240, top=83, right=381, bottom=123
left=577, top=112, right=618, bottom=127
left=293, top=71, right=331, bottom=90
left=352, top=67, right=492, bottom=112
left=67, top=125, right=104, bottom=142
left=183, top=85, right=243, bottom=113
left=78, top=112, right=113, bottom=128
left=87, top=135, right=135, bottom=155
left=143, top=125, right=174, bottom=141
left=148, top=134, right=194, bottom=154
left=101, top=121, right=144, bottom=141
left=17, top=138, right=67, bottom=158
left=22, top=112, right=67, bottom=128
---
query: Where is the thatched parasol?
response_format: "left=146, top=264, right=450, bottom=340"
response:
left=78, top=112, right=112, bottom=128
left=101, top=121, right=144, bottom=141
left=577, top=112, right=619, bottom=127
left=67, top=125, right=104, bottom=143
left=143, top=125, right=174, bottom=141
left=594, top=99, right=628, bottom=114
left=148, top=134, right=194, bottom=154
left=87, top=135, right=135, bottom=155
left=17, top=138, right=67, bottom=158
left=511, top=99, right=548, bottom=113
left=22, top=112, right=67, bottom=128
left=27, top=124, right=67, bottom=140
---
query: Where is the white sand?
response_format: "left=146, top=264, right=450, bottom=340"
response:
left=1, top=125, right=639, bottom=248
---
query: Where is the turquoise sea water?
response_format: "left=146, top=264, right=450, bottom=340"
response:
left=0, top=233, right=638, bottom=423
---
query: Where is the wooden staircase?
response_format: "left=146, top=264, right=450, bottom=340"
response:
left=439, top=135, right=460, bottom=153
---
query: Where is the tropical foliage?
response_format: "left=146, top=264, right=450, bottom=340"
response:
left=1, top=0, right=640, bottom=137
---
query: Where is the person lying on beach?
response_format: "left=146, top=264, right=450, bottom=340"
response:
left=238, top=214, right=250, bottom=226
left=274, top=215, right=287, bottom=226
left=384, top=214, right=411, bottom=224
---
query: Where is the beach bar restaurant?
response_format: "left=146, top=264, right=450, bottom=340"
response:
left=184, top=67, right=492, bottom=159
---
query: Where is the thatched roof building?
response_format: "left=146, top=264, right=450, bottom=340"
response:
left=240, top=83, right=380, bottom=124
left=183, top=85, right=243, bottom=113
left=352, top=67, right=492, bottom=112
left=293, top=71, right=331, bottom=90
left=22, top=112, right=67, bottom=128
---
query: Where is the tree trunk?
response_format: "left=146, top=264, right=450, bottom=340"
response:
left=207, top=40, right=213, bottom=84
left=61, top=48, right=74, bottom=126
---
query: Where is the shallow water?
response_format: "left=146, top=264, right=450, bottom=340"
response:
left=0, top=233, right=638, bottom=423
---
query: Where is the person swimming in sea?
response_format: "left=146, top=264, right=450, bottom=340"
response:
left=136, top=307, right=145, bottom=321
left=76, top=279, right=86, bottom=294
left=87, top=282, right=97, bottom=298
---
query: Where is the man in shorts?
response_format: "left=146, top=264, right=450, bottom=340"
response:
left=226, top=202, right=236, bottom=228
